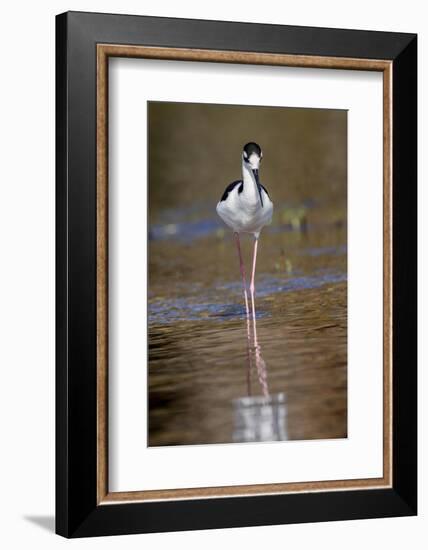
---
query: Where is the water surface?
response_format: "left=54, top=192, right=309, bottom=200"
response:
left=148, top=216, right=347, bottom=446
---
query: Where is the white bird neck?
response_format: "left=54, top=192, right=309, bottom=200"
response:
left=241, top=161, right=259, bottom=204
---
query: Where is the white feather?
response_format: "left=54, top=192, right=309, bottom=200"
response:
left=216, top=159, right=273, bottom=238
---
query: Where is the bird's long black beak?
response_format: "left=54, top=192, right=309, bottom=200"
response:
left=252, top=169, right=263, bottom=207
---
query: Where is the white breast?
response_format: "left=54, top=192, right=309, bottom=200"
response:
left=216, top=185, right=273, bottom=236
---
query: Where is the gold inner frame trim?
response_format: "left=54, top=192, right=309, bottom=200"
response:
left=96, top=44, right=393, bottom=505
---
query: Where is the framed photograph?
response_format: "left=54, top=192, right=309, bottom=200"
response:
left=56, top=11, right=417, bottom=538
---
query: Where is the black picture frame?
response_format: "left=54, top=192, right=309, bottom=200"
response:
left=56, top=11, right=417, bottom=538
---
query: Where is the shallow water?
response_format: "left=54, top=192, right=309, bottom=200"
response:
left=148, top=211, right=347, bottom=446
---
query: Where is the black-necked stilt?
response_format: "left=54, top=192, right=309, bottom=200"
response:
left=216, top=142, right=273, bottom=320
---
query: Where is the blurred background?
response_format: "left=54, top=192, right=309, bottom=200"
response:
left=148, top=101, right=347, bottom=446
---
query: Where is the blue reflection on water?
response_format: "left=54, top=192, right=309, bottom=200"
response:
left=149, top=219, right=221, bottom=242
left=149, top=269, right=346, bottom=325
left=149, top=218, right=345, bottom=244
left=219, top=270, right=346, bottom=297
left=149, top=201, right=323, bottom=243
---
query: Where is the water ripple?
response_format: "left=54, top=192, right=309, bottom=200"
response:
left=149, top=269, right=346, bottom=324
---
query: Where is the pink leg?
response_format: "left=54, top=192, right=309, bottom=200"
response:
left=249, top=237, right=259, bottom=323
left=252, top=315, right=269, bottom=398
left=234, top=233, right=249, bottom=317
left=245, top=314, right=253, bottom=397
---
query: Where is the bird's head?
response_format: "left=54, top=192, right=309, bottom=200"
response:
left=242, top=142, right=263, bottom=172
left=242, top=142, right=264, bottom=207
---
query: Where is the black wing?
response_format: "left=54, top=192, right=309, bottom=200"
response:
left=219, top=180, right=243, bottom=202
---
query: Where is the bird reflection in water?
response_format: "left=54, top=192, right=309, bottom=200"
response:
left=233, top=314, right=288, bottom=443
